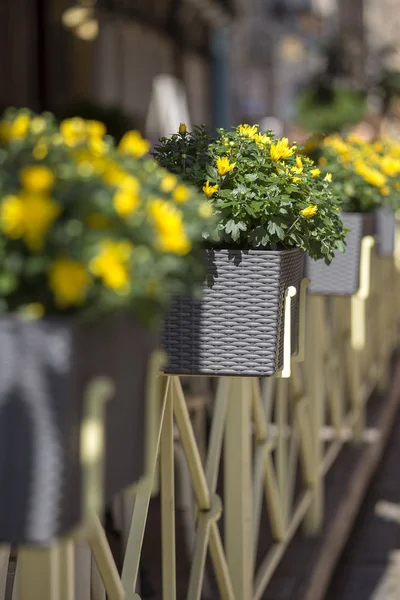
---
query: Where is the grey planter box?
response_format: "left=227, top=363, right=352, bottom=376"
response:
left=376, top=207, right=395, bottom=257
left=0, top=315, right=156, bottom=544
left=305, top=212, right=375, bottom=296
left=163, top=248, right=304, bottom=377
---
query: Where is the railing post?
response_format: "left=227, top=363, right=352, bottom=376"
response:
left=224, top=377, right=253, bottom=600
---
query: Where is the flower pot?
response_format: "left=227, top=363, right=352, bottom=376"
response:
left=305, top=212, right=375, bottom=296
left=163, top=248, right=304, bottom=377
left=376, top=207, right=395, bottom=257
left=0, top=315, right=156, bottom=544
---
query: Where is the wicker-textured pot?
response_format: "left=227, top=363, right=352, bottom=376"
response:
left=305, top=212, right=375, bottom=296
left=376, top=207, right=395, bottom=257
left=0, top=315, right=156, bottom=544
left=163, top=248, right=304, bottom=377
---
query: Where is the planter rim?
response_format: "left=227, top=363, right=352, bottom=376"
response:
left=205, top=247, right=303, bottom=257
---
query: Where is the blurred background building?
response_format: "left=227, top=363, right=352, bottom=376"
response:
left=0, top=0, right=399, bottom=138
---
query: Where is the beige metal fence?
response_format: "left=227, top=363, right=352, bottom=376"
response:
left=2, top=232, right=400, bottom=600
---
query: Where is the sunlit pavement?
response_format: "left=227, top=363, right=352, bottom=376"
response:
left=326, top=410, right=400, bottom=600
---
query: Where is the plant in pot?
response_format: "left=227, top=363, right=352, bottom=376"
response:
left=371, top=136, right=400, bottom=257
left=0, top=108, right=214, bottom=544
left=306, top=133, right=400, bottom=294
left=153, top=123, right=346, bottom=377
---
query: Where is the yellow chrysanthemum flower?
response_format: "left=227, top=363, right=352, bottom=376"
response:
left=310, top=168, right=321, bottom=178
left=10, top=114, right=31, bottom=140
left=86, top=120, right=106, bottom=139
left=20, top=165, right=54, bottom=194
left=380, top=186, right=390, bottom=196
left=0, top=195, right=25, bottom=239
left=113, top=189, right=140, bottom=217
left=296, top=156, right=303, bottom=169
left=179, top=123, right=187, bottom=134
left=238, top=124, right=259, bottom=139
left=319, top=157, right=328, bottom=167
left=380, top=156, right=400, bottom=177
left=30, top=117, right=46, bottom=135
left=60, top=118, right=87, bottom=147
left=148, top=198, right=191, bottom=255
left=173, top=185, right=189, bottom=203
left=216, top=156, right=236, bottom=176
left=48, top=259, right=89, bottom=307
left=324, top=173, right=332, bottom=182
left=90, top=239, right=133, bottom=291
left=270, top=138, right=295, bottom=161
left=161, top=174, right=177, bottom=193
left=119, top=131, right=150, bottom=158
left=301, top=205, right=318, bottom=218
left=202, top=181, right=219, bottom=198
left=33, top=142, right=48, bottom=160
left=21, top=303, right=45, bottom=319
left=355, top=161, right=386, bottom=188
left=0, top=192, right=60, bottom=251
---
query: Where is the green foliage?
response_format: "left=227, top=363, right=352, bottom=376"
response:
left=296, top=85, right=366, bottom=134
left=0, top=108, right=215, bottom=324
left=154, top=124, right=348, bottom=264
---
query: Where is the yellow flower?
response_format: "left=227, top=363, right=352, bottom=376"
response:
left=22, top=193, right=60, bottom=251
left=355, top=160, right=386, bottom=187
left=60, top=118, right=87, bottom=147
left=301, top=205, right=318, bottom=218
left=33, top=143, right=48, bottom=160
left=296, top=156, right=303, bottom=169
left=21, top=303, right=45, bottom=319
left=179, top=123, right=187, bottom=135
left=199, top=202, right=214, bottom=218
left=10, top=114, right=30, bottom=140
left=20, top=165, right=54, bottom=193
left=86, top=213, right=110, bottom=229
left=270, top=138, right=295, bottom=161
left=30, top=117, right=46, bottom=135
left=254, top=133, right=270, bottom=146
left=173, top=185, right=189, bottom=203
left=238, top=124, right=259, bottom=139
left=48, top=259, right=89, bottom=307
left=0, top=195, right=25, bottom=239
left=89, top=239, right=133, bottom=291
left=86, top=120, right=106, bottom=139
left=310, top=168, right=321, bottom=178
left=0, top=192, right=60, bottom=251
left=120, top=175, right=140, bottom=193
left=324, top=173, right=332, bottom=182
left=319, top=156, right=328, bottom=167
left=161, top=174, right=177, bottom=193
left=292, top=176, right=302, bottom=183
left=216, top=156, right=236, bottom=176
left=202, top=181, right=219, bottom=198
left=113, top=189, right=140, bottom=217
left=380, top=186, right=390, bottom=196
left=148, top=198, right=191, bottom=255
left=380, top=156, right=400, bottom=177
left=89, top=136, right=108, bottom=157
left=119, top=131, right=150, bottom=158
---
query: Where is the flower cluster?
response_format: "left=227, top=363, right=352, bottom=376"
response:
left=317, top=134, right=400, bottom=213
left=153, top=124, right=347, bottom=263
left=0, top=109, right=215, bottom=324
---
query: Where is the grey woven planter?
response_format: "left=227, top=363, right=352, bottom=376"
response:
left=305, top=212, right=375, bottom=296
left=0, top=315, right=156, bottom=544
left=163, top=248, right=304, bottom=377
left=376, top=207, right=395, bottom=257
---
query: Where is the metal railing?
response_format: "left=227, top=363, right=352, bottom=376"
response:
left=1, top=233, right=400, bottom=600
